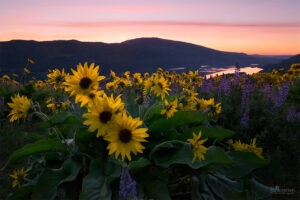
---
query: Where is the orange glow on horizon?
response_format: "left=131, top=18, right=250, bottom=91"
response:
left=1, top=21, right=299, bottom=55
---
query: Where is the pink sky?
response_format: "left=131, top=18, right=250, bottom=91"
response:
left=1, top=0, right=299, bottom=55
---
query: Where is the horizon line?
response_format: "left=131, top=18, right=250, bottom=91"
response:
left=0, top=37, right=298, bottom=56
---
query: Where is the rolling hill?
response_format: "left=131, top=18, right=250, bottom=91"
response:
left=0, top=37, right=285, bottom=75
left=262, top=54, right=300, bottom=72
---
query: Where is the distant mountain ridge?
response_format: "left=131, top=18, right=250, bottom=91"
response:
left=0, top=37, right=287, bottom=75
left=263, top=54, right=300, bottom=72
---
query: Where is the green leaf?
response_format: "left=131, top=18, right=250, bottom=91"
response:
left=3, top=139, right=67, bottom=168
left=80, top=159, right=113, bottom=200
left=7, top=185, right=33, bottom=200
left=145, top=180, right=171, bottom=200
left=244, top=178, right=272, bottom=200
left=210, top=151, right=270, bottom=178
left=146, top=104, right=163, bottom=121
left=23, top=132, right=47, bottom=141
left=75, top=128, right=97, bottom=143
left=129, top=158, right=150, bottom=172
left=206, top=174, right=246, bottom=200
left=50, top=111, right=73, bottom=124
left=150, top=141, right=232, bottom=169
left=181, top=125, right=235, bottom=141
left=37, top=112, right=82, bottom=128
left=148, top=111, right=206, bottom=133
left=125, top=91, right=139, bottom=118
left=31, top=159, right=81, bottom=200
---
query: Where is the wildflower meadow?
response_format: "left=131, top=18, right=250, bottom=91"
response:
left=0, top=61, right=299, bottom=199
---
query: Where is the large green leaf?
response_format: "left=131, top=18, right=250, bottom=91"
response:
left=125, top=91, right=139, bottom=118
left=80, top=158, right=120, bottom=200
left=3, top=139, right=67, bottom=168
left=205, top=174, right=246, bottom=200
left=129, top=158, right=150, bottom=173
left=150, top=141, right=232, bottom=169
left=210, top=151, right=270, bottom=178
left=244, top=178, right=272, bottom=200
left=180, top=125, right=235, bottom=141
left=145, top=180, right=171, bottom=200
left=148, top=111, right=206, bottom=133
left=31, top=159, right=81, bottom=200
left=37, top=111, right=82, bottom=129
left=7, top=185, right=33, bottom=200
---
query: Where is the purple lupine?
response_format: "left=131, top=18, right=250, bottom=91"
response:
left=169, top=83, right=179, bottom=96
left=218, top=76, right=231, bottom=96
left=119, top=164, right=137, bottom=199
left=201, top=78, right=213, bottom=93
left=273, top=81, right=290, bottom=108
left=260, top=83, right=272, bottom=101
left=114, top=88, right=121, bottom=97
left=240, top=76, right=250, bottom=127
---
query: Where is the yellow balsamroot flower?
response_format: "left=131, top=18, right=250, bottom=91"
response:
left=82, top=94, right=124, bottom=137
left=9, top=168, right=28, bottom=188
left=183, top=87, right=198, bottom=101
left=7, top=94, right=31, bottom=122
left=110, top=70, right=117, bottom=80
left=194, top=98, right=208, bottom=111
left=227, top=138, right=264, bottom=159
left=106, top=81, right=117, bottom=91
left=203, top=98, right=221, bottom=117
left=227, top=139, right=248, bottom=151
left=47, top=100, right=70, bottom=112
left=161, top=98, right=178, bottom=119
left=35, top=80, right=45, bottom=88
left=11, top=80, right=20, bottom=86
left=144, top=72, right=150, bottom=79
left=27, top=58, right=34, bottom=64
left=24, top=67, right=30, bottom=74
left=133, top=73, right=143, bottom=86
left=75, top=90, right=104, bottom=108
left=123, top=71, right=130, bottom=79
left=12, top=73, right=19, bottom=78
left=151, top=77, right=171, bottom=99
left=248, top=138, right=264, bottom=159
left=178, top=96, right=195, bottom=111
left=208, top=103, right=222, bottom=117
left=143, top=78, right=153, bottom=94
left=2, top=75, right=10, bottom=81
left=64, top=62, right=105, bottom=96
left=189, top=70, right=203, bottom=86
left=104, top=113, right=149, bottom=161
left=108, top=94, right=125, bottom=115
left=118, top=77, right=132, bottom=89
left=187, top=131, right=208, bottom=163
left=47, top=68, right=68, bottom=86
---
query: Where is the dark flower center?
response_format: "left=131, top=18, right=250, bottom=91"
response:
left=210, top=105, right=217, bottom=113
left=88, top=93, right=95, bottom=99
left=119, top=81, right=125, bottom=88
left=166, top=105, right=173, bottom=111
left=158, top=82, right=163, bottom=89
left=119, top=129, right=132, bottom=143
left=79, top=77, right=92, bottom=89
left=196, top=103, right=201, bottom=110
left=55, top=103, right=62, bottom=109
left=99, top=111, right=112, bottom=123
left=55, top=76, right=63, bottom=83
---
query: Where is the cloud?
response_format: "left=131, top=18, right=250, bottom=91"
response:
left=31, top=21, right=300, bottom=28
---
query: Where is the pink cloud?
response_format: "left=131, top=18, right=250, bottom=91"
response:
left=30, top=21, right=300, bottom=28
